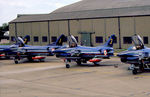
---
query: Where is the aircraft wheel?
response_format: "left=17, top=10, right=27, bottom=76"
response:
left=14, top=60, right=18, bottom=64
left=66, top=64, right=70, bottom=68
left=132, top=69, right=138, bottom=75
left=76, top=61, right=81, bottom=65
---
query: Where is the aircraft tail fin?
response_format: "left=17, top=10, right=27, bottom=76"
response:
left=104, top=34, right=116, bottom=47
left=23, top=35, right=30, bottom=44
left=132, top=34, right=144, bottom=50
left=15, top=35, right=30, bottom=47
left=54, top=34, right=66, bottom=46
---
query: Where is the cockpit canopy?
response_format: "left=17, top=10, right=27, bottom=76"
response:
left=127, top=46, right=137, bottom=51
left=132, top=35, right=144, bottom=50
left=68, top=35, right=78, bottom=48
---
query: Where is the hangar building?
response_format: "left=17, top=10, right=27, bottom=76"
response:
left=10, top=0, right=150, bottom=49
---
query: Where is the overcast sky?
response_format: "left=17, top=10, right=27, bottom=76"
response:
left=0, top=0, right=80, bottom=26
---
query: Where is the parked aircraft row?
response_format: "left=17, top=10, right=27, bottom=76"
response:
left=0, top=34, right=150, bottom=75
left=0, top=34, right=66, bottom=63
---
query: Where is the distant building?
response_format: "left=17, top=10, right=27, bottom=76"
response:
left=9, top=0, right=150, bottom=49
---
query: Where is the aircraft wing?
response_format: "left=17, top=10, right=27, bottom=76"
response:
left=17, top=46, right=50, bottom=57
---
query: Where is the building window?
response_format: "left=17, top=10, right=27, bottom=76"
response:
left=96, top=36, right=103, bottom=43
left=42, top=36, right=47, bottom=42
left=143, top=37, right=148, bottom=44
left=123, top=37, right=132, bottom=44
left=27, top=36, right=30, bottom=42
left=34, top=36, right=38, bottom=42
left=114, top=36, right=117, bottom=43
left=75, top=36, right=78, bottom=42
left=11, top=36, right=15, bottom=42
left=51, top=36, right=57, bottom=42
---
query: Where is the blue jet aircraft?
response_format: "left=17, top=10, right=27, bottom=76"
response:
left=53, top=34, right=116, bottom=68
left=0, top=35, right=30, bottom=59
left=117, top=35, right=150, bottom=74
left=13, top=34, right=66, bottom=64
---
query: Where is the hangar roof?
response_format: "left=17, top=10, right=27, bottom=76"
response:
left=52, top=0, right=150, bottom=13
left=10, top=0, right=150, bottom=23
left=10, top=14, right=51, bottom=23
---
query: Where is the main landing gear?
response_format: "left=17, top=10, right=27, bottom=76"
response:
left=66, top=64, right=70, bottom=68
left=131, top=59, right=148, bottom=75
left=64, top=59, right=82, bottom=68
left=64, top=59, right=71, bottom=68
left=132, top=65, right=144, bottom=75
left=14, top=60, right=19, bottom=64
left=14, top=56, right=20, bottom=64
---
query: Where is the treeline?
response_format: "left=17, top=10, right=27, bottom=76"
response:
left=0, top=23, right=9, bottom=40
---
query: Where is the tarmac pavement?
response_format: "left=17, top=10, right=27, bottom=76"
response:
left=0, top=57, right=150, bottom=97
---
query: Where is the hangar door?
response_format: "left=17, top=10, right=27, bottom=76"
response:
left=80, top=33, right=92, bottom=46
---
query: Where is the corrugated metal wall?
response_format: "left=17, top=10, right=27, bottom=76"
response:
left=9, top=16, right=150, bottom=49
